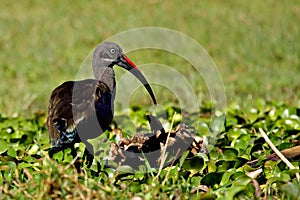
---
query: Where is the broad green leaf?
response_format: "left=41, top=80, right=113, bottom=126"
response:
left=209, top=114, right=225, bottom=133
left=201, top=172, right=224, bottom=186
left=224, top=185, right=248, bottom=199
left=0, top=139, right=9, bottom=154
left=223, top=148, right=238, bottom=161
left=27, top=144, right=39, bottom=155
left=281, top=182, right=300, bottom=200
left=7, top=148, right=17, bottom=158
left=52, top=151, right=63, bottom=162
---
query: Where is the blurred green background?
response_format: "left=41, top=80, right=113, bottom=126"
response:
left=1, top=0, right=299, bottom=116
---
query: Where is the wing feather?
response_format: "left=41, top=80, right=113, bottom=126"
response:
left=47, top=79, right=112, bottom=146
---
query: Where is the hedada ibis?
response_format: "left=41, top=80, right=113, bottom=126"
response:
left=46, top=42, right=157, bottom=164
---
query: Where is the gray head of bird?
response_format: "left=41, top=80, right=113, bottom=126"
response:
left=92, top=41, right=157, bottom=105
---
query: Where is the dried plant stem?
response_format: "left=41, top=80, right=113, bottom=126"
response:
left=154, top=111, right=177, bottom=180
left=259, top=128, right=299, bottom=181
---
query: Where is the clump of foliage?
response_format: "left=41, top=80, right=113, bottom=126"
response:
left=0, top=101, right=300, bottom=199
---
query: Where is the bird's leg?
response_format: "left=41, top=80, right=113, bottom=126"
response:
left=82, top=141, right=95, bottom=168
left=70, top=144, right=82, bottom=173
left=83, top=147, right=94, bottom=168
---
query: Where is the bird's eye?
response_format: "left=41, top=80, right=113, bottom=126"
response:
left=110, top=48, right=116, bottom=54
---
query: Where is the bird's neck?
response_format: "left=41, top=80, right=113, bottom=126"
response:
left=95, top=67, right=115, bottom=92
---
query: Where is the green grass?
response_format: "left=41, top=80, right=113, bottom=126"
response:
left=1, top=0, right=300, bottom=199
left=1, top=0, right=300, bottom=116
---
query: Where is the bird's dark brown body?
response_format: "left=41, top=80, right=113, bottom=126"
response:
left=46, top=42, right=157, bottom=162
left=47, top=79, right=113, bottom=147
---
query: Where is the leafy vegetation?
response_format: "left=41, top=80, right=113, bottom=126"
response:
left=1, top=101, right=300, bottom=199
left=1, top=0, right=300, bottom=199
